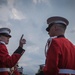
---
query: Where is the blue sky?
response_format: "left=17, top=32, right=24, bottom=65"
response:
left=0, top=0, right=75, bottom=75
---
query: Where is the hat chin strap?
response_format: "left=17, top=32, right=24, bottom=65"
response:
left=45, top=36, right=57, bottom=57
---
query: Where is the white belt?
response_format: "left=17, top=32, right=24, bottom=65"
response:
left=0, top=68, right=10, bottom=72
left=59, top=69, right=75, bottom=74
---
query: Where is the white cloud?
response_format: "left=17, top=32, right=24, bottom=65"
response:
left=10, top=8, right=26, bottom=20
left=0, top=0, right=14, bottom=21
left=33, top=0, right=49, bottom=4
left=0, top=7, right=9, bottom=21
left=26, top=45, right=40, bottom=54
left=7, top=0, right=15, bottom=8
left=0, top=0, right=26, bottom=22
left=19, top=63, right=27, bottom=67
left=0, top=6, right=12, bottom=27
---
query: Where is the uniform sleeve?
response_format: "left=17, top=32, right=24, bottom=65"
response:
left=43, top=39, right=61, bottom=75
left=0, top=45, right=25, bottom=68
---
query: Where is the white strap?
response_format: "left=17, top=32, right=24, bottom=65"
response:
left=0, top=68, right=10, bottom=72
left=45, top=36, right=57, bottom=57
left=48, top=21, right=66, bottom=25
left=59, top=69, right=75, bottom=74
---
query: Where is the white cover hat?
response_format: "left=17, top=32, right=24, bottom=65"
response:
left=0, top=27, right=11, bottom=37
left=46, top=16, right=69, bottom=32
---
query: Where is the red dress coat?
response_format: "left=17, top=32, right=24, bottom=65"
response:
left=43, top=35, right=75, bottom=75
left=0, top=42, right=25, bottom=75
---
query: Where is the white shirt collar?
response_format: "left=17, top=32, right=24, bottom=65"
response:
left=0, top=41, right=6, bottom=45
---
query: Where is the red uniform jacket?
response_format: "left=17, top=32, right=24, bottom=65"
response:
left=0, top=42, right=25, bottom=75
left=43, top=35, right=75, bottom=75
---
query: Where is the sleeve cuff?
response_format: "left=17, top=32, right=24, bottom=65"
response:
left=14, top=46, right=25, bottom=55
left=36, top=71, right=44, bottom=75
